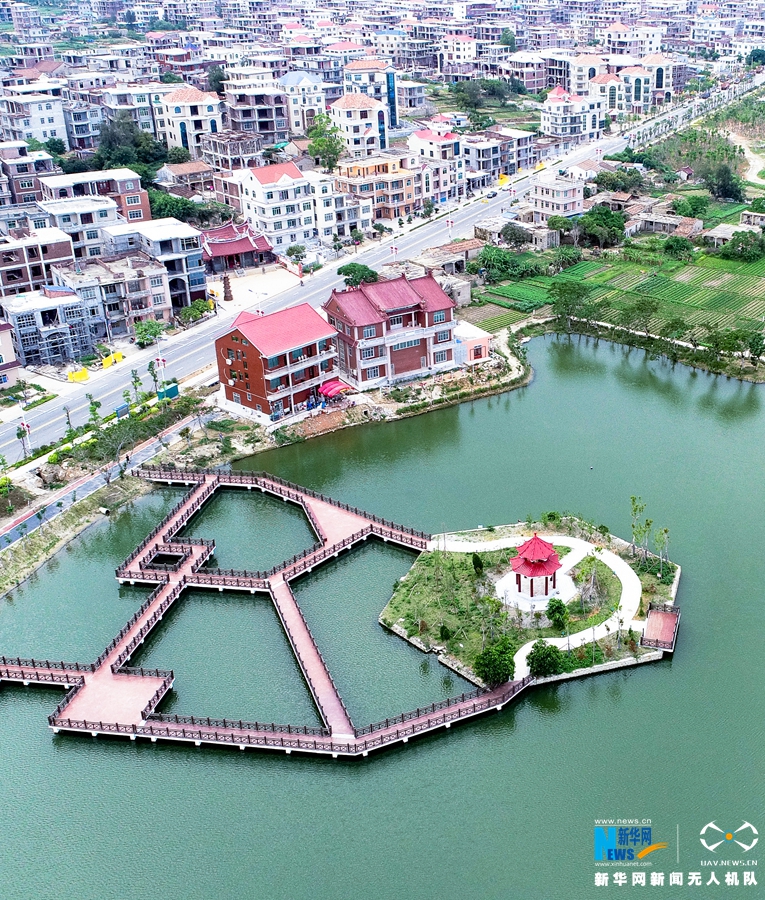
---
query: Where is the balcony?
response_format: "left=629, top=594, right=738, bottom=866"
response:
left=264, top=344, right=336, bottom=377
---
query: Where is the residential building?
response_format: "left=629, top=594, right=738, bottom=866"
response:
left=0, top=284, right=105, bottom=367
left=408, top=126, right=465, bottom=204
left=223, top=67, right=289, bottom=147
left=531, top=174, right=584, bottom=223
left=0, top=321, right=21, bottom=386
left=215, top=303, right=338, bottom=420
left=101, top=217, right=206, bottom=310
left=36, top=196, right=120, bottom=260
left=239, top=161, right=315, bottom=250
left=0, top=226, right=73, bottom=297
left=323, top=272, right=456, bottom=389
left=330, top=94, right=389, bottom=158
left=38, top=168, right=151, bottom=222
left=62, top=100, right=103, bottom=151
left=200, top=131, right=263, bottom=172
left=0, top=141, right=57, bottom=204
left=278, top=71, right=327, bottom=137
left=162, top=86, right=224, bottom=159
left=98, top=83, right=177, bottom=143
left=0, top=89, right=67, bottom=148
left=397, top=81, right=429, bottom=112
left=343, top=58, right=399, bottom=128
left=155, top=160, right=215, bottom=196
left=304, top=169, right=373, bottom=240
left=51, top=251, right=172, bottom=338
left=540, top=85, right=606, bottom=147
left=335, top=152, right=424, bottom=221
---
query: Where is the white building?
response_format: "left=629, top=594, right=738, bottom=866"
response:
left=531, top=174, right=584, bottom=224
left=330, top=94, right=389, bottom=158
left=162, top=87, right=224, bottom=159
left=540, top=85, right=606, bottom=148
left=278, top=71, right=327, bottom=137
left=407, top=126, right=464, bottom=204
left=239, top=161, right=316, bottom=250
left=36, top=195, right=120, bottom=260
left=343, top=58, right=399, bottom=128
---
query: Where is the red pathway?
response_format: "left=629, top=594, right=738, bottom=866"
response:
left=0, top=467, right=537, bottom=758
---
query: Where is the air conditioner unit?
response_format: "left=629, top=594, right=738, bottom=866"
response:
left=228, top=379, right=235, bottom=386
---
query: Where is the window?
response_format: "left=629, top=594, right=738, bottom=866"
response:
left=88, top=246, right=101, bottom=256
left=271, top=207, right=282, bottom=216
left=365, top=366, right=380, bottom=379
left=152, top=294, right=164, bottom=306
left=232, top=392, right=241, bottom=404
left=390, top=315, right=403, bottom=327
left=436, top=330, right=450, bottom=343
left=125, top=182, right=134, bottom=190
left=266, top=191, right=273, bottom=200
left=99, top=210, right=109, bottom=219
left=128, top=210, right=143, bottom=220
left=361, top=347, right=376, bottom=359
left=18, top=180, right=33, bottom=189
left=391, top=338, right=421, bottom=351
left=61, top=215, right=71, bottom=224
left=33, top=219, right=46, bottom=229
left=434, top=350, right=448, bottom=364
left=433, top=310, right=446, bottom=324
left=126, top=195, right=141, bottom=206
left=86, top=229, right=98, bottom=240
left=81, top=288, right=96, bottom=299
left=363, top=325, right=376, bottom=339
left=150, top=276, right=163, bottom=287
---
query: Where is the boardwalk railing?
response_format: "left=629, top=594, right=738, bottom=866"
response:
left=117, top=569, right=170, bottom=583
left=0, top=656, right=95, bottom=673
left=141, top=674, right=174, bottom=720
left=282, top=527, right=372, bottom=579
left=110, top=584, right=185, bottom=672
left=147, top=713, right=330, bottom=737
left=640, top=603, right=681, bottom=651
left=0, top=666, right=85, bottom=685
left=94, top=582, right=169, bottom=668
left=182, top=572, right=269, bottom=590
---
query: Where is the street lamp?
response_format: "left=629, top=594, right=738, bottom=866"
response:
left=155, top=356, right=168, bottom=404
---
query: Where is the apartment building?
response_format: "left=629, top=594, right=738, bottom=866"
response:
left=596, top=22, right=664, bottom=56
left=52, top=251, right=172, bottom=338
left=36, top=195, right=120, bottom=260
left=0, top=141, right=57, bottom=204
left=335, top=152, right=424, bottom=221
left=0, top=227, right=73, bottom=297
left=323, top=273, right=456, bottom=389
left=540, top=85, right=606, bottom=147
left=531, top=174, right=584, bottom=223
left=397, top=81, right=429, bottom=111
left=330, top=94, right=389, bottom=158
left=101, top=217, right=206, bottom=310
left=343, top=58, right=399, bottom=128
left=62, top=101, right=103, bottom=151
left=223, top=66, right=289, bottom=147
left=97, top=83, right=177, bottom=142
left=278, top=71, right=327, bottom=137
left=38, top=168, right=151, bottom=222
left=0, top=322, right=21, bottom=386
left=303, top=169, right=373, bottom=240
left=239, top=162, right=315, bottom=249
left=215, top=303, right=338, bottom=419
left=0, top=284, right=106, bottom=367
left=162, top=87, right=224, bottom=159
left=408, top=127, right=465, bottom=204
left=201, top=131, right=263, bottom=173
left=1, top=89, right=67, bottom=148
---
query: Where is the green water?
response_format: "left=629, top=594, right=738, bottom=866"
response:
left=1, top=335, right=764, bottom=900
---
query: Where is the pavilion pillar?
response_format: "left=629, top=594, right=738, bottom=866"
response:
left=516, top=574, right=521, bottom=591
left=544, top=576, right=548, bottom=595
left=552, top=571, right=556, bottom=589
left=530, top=578, right=534, bottom=598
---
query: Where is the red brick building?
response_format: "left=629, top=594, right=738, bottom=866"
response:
left=323, top=273, right=456, bottom=388
left=215, top=303, right=338, bottom=420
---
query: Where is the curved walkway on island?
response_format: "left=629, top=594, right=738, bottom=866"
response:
left=429, top=533, right=644, bottom=679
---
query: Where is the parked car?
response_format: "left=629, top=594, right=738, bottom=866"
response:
left=486, top=191, right=498, bottom=198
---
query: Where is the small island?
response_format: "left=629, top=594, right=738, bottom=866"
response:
left=380, top=512, right=681, bottom=688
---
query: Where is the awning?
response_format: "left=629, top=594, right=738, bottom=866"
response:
left=319, top=379, right=353, bottom=398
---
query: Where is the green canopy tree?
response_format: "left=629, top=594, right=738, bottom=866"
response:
left=500, top=222, right=531, bottom=250
left=307, top=113, right=346, bottom=171
left=160, top=72, right=184, bottom=83
left=548, top=279, right=591, bottom=331
left=135, top=320, right=165, bottom=348
left=167, top=146, right=191, bottom=164
left=546, top=597, right=568, bottom=631
left=473, top=637, right=515, bottom=686
left=207, top=65, right=226, bottom=94
left=527, top=639, right=564, bottom=677
left=499, top=29, right=516, bottom=49
left=337, top=263, right=378, bottom=287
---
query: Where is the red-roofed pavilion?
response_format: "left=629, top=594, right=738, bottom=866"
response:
left=511, top=534, right=562, bottom=599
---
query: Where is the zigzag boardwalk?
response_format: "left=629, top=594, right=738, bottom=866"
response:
left=0, top=467, right=535, bottom=758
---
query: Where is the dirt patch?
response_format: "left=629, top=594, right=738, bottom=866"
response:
left=703, top=273, right=734, bottom=287
left=295, top=409, right=350, bottom=438
left=674, top=268, right=697, bottom=283
left=459, top=302, right=507, bottom=325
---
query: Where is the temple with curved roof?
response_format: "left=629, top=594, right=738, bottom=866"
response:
left=510, top=533, right=562, bottom=599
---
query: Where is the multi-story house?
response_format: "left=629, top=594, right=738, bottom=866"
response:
left=343, top=58, right=399, bottom=128
left=223, top=66, right=289, bottom=147
left=98, top=83, right=177, bottom=142
left=324, top=273, right=456, bottom=389
left=0, top=226, right=73, bottom=297
left=0, top=321, right=22, bottom=386
left=531, top=174, right=584, bottom=223
left=596, top=22, right=664, bottom=56
left=335, top=152, right=424, bottom=221
left=278, top=71, right=327, bottom=137
left=0, top=284, right=106, bottom=367
left=330, top=94, right=389, bottom=158
left=36, top=196, right=120, bottom=260
left=62, top=101, right=103, bottom=151
left=215, top=303, right=338, bottom=420
left=484, top=124, right=538, bottom=174
left=52, top=250, right=172, bottom=338
left=38, top=168, right=151, bottom=223
left=162, top=87, right=225, bottom=159
left=304, top=169, right=373, bottom=241
left=1, top=89, right=67, bottom=148
left=101, top=217, right=206, bottom=311
left=239, top=161, right=315, bottom=250
left=397, top=81, right=429, bottom=112
left=201, top=131, right=263, bottom=173
left=540, top=85, right=606, bottom=148
left=0, top=141, right=57, bottom=204
left=588, top=72, right=627, bottom=114
left=408, top=126, right=464, bottom=204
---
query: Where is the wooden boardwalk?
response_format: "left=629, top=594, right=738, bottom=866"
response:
left=0, top=467, right=536, bottom=758
left=641, top=603, right=681, bottom=652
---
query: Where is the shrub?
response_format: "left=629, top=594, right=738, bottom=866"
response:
left=546, top=597, right=568, bottom=631
left=527, top=639, right=565, bottom=677
left=472, top=552, right=484, bottom=575
left=474, top=637, right=515, bottom=686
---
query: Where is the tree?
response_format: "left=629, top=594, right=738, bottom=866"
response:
left=653, top=527, right=670, bottom=577
left=672, top=195, right=708, bottom=218
left=579, top=205, right=626, bottom=248
left=663, top=235, right=694, bottom=259
left=527, top=639, right=564, bottom=677
left=747, top=331, right=765, bottom=366
left=331, top=234, right=344, bottom=258
left=307, top=113, right=346, bottom=171
left=632, top=296, right=659, bottom=334
left=372, top=222, right=386, bottom=238
left=473, top=637, right=515, bottom=686
left=337, top=263, right=378, bottom=287
left=546, top=597, right=568, bottom=631
left=454, top=80, right=483, bottom=111
left=629, top=496, right=646, bottom=556
left=147, top=188, right=198, bottom=222
left=130, top=368, right=142, bottom=404
left=45, top=137, right=66, bottom=156
left=286, top=244, right=307, bottom=264
left=705, top=163, right=744, bottom=201
left=207, top=65, right=226, bottom=94
left=548, top=279, right=591, bottom=331
left=746, top=48, right=765, bottom=66
left=349, top=228, right=364, bottom=246
left=422, top=198, right=435, bottom=218
left=499, top=29, right=516, bottom=50
left=178, top=298, right=210, bottom=325
left=546, top=215, right=573, bottom=235
left=160, top=72, right=184, bottom=83
left=718, top=230, right=765, bottom=262
left=124, top=9, right=136, bottom=25
left=500, top=222, right=531, bottom=250
left=472, top=552, right=484, bottom=576
left=167, top=146, right=191, bottom=164
left=147, top=360, right=160, bottom=394
left=135, top=320, right=165, bottom=348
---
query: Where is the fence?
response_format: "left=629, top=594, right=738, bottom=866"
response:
left=148, top=713, right=330, bottom=737
left=0, top=656, right=94, bottom=673
left=640, top=603, right=680, bottom=651
left=93, top=582, right=169, bottom=668
left=110, top=583, right=185, bottom=672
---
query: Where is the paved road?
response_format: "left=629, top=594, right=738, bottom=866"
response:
left=2, top=76, right=761, bottom=462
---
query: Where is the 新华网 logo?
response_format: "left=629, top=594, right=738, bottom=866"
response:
left=595, top=827, right=668, bottom=861
left=700, top=822, right=758, bottom=853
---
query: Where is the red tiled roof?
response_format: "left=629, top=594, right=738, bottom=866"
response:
left=201, top=221, right=271, bottom=259
left=345, top=58, right=390, bottom=71
left=326, top=274, right=455, bottom=325
left=511, top=534, right=561, bottom=578
left=331, top=93, right=382, bottom=110
left=230, top=304, right=334, bottom=357
left=248, top=162, right=304, bottom=184
left=413, top=129, right=459, bottom=142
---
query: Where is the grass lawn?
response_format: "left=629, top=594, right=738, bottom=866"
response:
left=379, top=545, right=625, bottom=673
